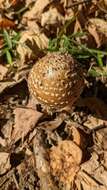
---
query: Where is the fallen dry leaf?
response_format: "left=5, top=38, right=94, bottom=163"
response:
left=95, top=127, right=107, bottom=150
left=9, top=0, right=22, bottom=6
left=87, top=18, right=107, bottom=46
left=22, top=0, right=51, bottom=23
left=0, top=37, right=4, bottom=48
left=80, top=97, right=107, bottom=119
left=1, top=119, right=13, bottom=144
left=65, top=122, right=83, bottom=146
left=0, top=18, right=15, bottom=28
left=102, top=151, right=107, bottom=168
left=64, top=7, right=74, bottom=21
left=0, top=65, right=8, bottom=80
left=0, top=0, right=5, bottom=8
left=25, top=0, right=35, bottom=7
left=11, top=106, right=43, bottom=143
left=0, top=152, right=11, bottom=175
left=61, top=0, right=73, bottom=8
left=74, top=18, right=82, bottom=33
left=94, top=166, right=107, bottom=187
left=0, top=81, right=16, bottom=94
left=13, top=65, right=30, bottom=81
left=17, top=28, right=48, bottom=64
left=33, top=132, right=59, bottom=190
left=80, top=152, right=99, bottom=173
left=31, top=0, right=51, bottom=18
left=76, top=152, right=107, bottom=190
left=26, top=23, right=49, bottom=48
left=76, top=170, right=107, bottom=190
left=87, top=23, right=101, bottom=47
left=97, top=0, right=107, bottom=13
left=49, top=140, right=82, bottom=189
left=104, top=0, right=107, bottom=6
left=38, top=114, right=66, bottom=131
left=16, top=154, right=37, bottom=189
left=83, top=115, right=105, bottom=130
left=0, top=137, right=7, bottom=147
left=41, top=6, right=64, bottom=28
left=0, top=0, right=11, bottom=9
left=89, top=18, right=107, bottom=35
left=9, top=0, right=17, bottom=6
left=0, top=78, right=26, bottom=94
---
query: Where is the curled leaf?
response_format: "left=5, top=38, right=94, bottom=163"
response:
left=89, top=18, right=107, bottom=35
left=0, top=18, right=15, bottom=28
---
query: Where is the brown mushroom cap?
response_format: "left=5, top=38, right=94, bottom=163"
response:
left=28, top=52, right=84, bottom=110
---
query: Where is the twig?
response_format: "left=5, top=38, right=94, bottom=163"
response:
left=65, top=0, right=92, bottom=8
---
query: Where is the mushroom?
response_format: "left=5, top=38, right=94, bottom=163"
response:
left=28, top=52, right=84, bottom=112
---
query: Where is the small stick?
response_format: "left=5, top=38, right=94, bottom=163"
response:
left=65, top=0, right=92, bottom=8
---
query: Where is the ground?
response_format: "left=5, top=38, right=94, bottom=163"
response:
left=0, top=0, right=107, bottom=190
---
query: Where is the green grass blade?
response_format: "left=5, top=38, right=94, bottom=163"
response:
left=97, top=53, right=104, bottom=67
left=5, top=50, right=12, bottom=65
left=3, top=29, right=12, bottom=49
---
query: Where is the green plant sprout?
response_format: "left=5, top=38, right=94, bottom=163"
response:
left=0, top=29, right=20, bottom=65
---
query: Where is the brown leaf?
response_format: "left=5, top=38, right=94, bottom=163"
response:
left=80, top=97, right=107, bottom=119
left=0, top=65, right=8, bottom=80
left=64, top=8, right=74, bottom=21
left=0, top=18, right=15, bottom=28
left=33, top=133, right=58, bottom=190
left=22, top=0, right=51, bottom=22
left=41, top=6, right=64, bottom=28
left=65, top=122, right=83, bottom=146
left=76, top=170, right=107, bottom=190
left=0, top=152, right=11, bottom=175
left=95, top=127, right=107, bottom=150
left=97, top=0, right=107, bottom=13
left=11, top=107, right=43, bottom=143
left=9, top=0, right=21, bottom=6
left=0, top=81, right=17, bottom=94
left=1, top=119, right=13, bottom=145
left=25, top=0, right=35, bottom=7
left=0, top=37, right=4, bottom=48
left=74, top=18, right=82, bottom=33
left=104, top=0, right=107, bottom=6
left=49, top=140, right=82, bottom=188
left=87, top=23, right=102, bottom=47
left=17, top=28, right=48, bottom=64
left=0, top=78, right=25, bottom=94
left=87, top=18, right=107, bottom=47
left=0, top=0, right=5, bottom=8
left=102, top=151, right=107, bottom=168
left=0, top=137, right=6, bottom=147
left=32, top=0, right=51, bottom=18
left=89, top=18, right=107, bottom=35
left=80, top=152, right=99, bottom=173
left=95, top=167, right=107, bottom=187
left=83, top=115, right=105, bottom=130
left=38, top=115, right=65, bottom=131
left=76, top=152, right=107, bottom=190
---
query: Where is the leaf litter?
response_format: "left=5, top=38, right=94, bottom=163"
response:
left=0, top=0, right=107, bottom=189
